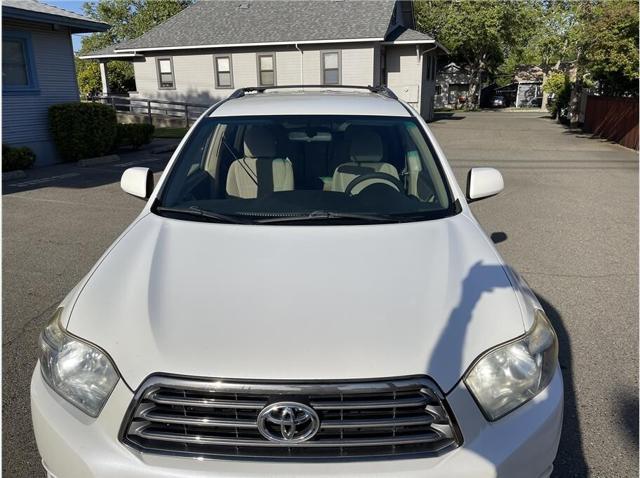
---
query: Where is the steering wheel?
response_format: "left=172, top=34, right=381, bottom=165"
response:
left=344, top=172, right=404, bottom=196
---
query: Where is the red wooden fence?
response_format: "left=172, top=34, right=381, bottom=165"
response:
left=583, top=96, right=639, bottom=150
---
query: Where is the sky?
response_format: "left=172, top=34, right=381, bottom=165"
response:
left=44, top=0, right=97, bottom=52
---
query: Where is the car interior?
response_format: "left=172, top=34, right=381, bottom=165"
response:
left=161, top=116, right=451, bottom=216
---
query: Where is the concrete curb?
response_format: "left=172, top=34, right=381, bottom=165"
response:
left=151, top=145, right=177, bottom=155
left=2, top=170, right=27, bottom=181
left=77, top=154, right=120, bottom=167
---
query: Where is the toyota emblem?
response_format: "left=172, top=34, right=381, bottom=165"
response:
left=257, top=402, right=320, bottom=443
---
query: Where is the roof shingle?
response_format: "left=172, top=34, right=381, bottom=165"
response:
left=115, top=0, right=397, bottom=51
left=3, top=0, right=109, bottom=32
left=384, top=25, right=434, bottom=43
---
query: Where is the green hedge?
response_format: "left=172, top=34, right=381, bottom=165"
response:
left=2, top=144, right=36, bottom=172
left=49, top=102, right=117, bottom=161
left=116, top=123, right=155, bottom=149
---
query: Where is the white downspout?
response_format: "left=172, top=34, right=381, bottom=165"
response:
left=295, top=43, right=304, bottom=84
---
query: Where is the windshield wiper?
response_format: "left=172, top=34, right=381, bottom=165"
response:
left=256, top=211, right=402, bottom=224
left=155, top=206, right=252, bottom=224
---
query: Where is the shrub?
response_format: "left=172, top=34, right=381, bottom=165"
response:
left=116, top=123, right=155, bottom=149
left=49, top=102, right=117, bottom=161
left=2, top=144, right=36, bottom=172
left=544, top=73, right=572, bottom=120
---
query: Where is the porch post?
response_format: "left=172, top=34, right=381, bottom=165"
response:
left=99, top=61, right=110, bottom=95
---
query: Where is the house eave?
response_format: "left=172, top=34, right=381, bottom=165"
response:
left=381, top=40, right=449, bottom=55
left=114, top=37, right=386, bottom=53
left=2, top=6, right=110, bottom=33
left=78, top=53, right=144, bottom=60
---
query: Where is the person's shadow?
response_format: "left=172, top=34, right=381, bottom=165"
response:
left=428, top=260, right=512, bottom=385
left=427, top=261, right=589, bottom=475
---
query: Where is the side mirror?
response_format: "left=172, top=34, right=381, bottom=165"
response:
left=121, top=167, right=154, bottom=199
left=466, top=167, right=503, bottom=202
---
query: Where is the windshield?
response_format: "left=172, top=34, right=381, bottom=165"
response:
left=155, top=115, right=456, bottom=224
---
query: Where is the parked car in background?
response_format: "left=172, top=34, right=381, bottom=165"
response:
left=31, top=85, right=563, bottom=478
left=492, top=95, right=507, bottom=108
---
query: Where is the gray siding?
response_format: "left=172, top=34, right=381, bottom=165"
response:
left=2, top=19, right=80, bottom=166
left=131, top=43, right=376, bottom=104
left=385, top=45, right=420, bottom=109
left=434, top=68, right=472, bottom=109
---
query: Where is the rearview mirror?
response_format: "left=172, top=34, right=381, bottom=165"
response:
left=466, top=167, right=504, bottom=202
left=121, top=167, right=154, bottom=199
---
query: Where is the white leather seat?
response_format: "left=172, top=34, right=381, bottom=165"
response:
left=226, top=126, right=294, bottom=198
left=331, top=126, right=400, bottom=195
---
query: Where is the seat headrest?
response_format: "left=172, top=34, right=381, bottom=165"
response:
left=244, top=125, right=277, bottom=158
left=347, top=126, right=383, bottom=163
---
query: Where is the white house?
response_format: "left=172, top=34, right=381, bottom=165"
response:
left=80, top=0, right=447, bottom=120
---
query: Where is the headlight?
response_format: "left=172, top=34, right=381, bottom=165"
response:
left=38, top=308, right=119, bottom=417
left=464, top=310, right=558, bottom=421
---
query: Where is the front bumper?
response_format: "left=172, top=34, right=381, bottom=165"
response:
left=31, top=367, right=563, bottom=478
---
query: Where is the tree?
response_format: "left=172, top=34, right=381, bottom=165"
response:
left=76, top=0, right=193, bottom=96
left=576, top=0, right=639, bottom=96
left=509, top=0, right=638, bottom=122
left=414, top=0, right=538, bottom=109
left=505, top=0, right=579, bottom=110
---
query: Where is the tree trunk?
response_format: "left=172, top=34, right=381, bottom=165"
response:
left=466, top=65, right=482, bottom=110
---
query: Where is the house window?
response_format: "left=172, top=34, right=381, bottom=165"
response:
left=3, top=32, right=38, bottom=93
left=157, top=57, right=175, bottom=89
left=214, top=55, right=233, bottom=88
left=257, top=54, right=276, bottom=86
left=322, top=51, right=340, bottom=85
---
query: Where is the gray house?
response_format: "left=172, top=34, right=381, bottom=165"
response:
left=434, top=63, right=472, bottom=110
left=81, top=0, right=446, bottom=120
left=2, top=0, right=108, bottom=166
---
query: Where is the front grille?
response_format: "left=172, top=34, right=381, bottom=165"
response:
left=121, top=376, right=461, bottom=460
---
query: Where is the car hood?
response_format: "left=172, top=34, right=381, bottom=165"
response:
left=68, top=212, right=526, bottom=393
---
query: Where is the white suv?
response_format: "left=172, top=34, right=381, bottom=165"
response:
left=31, top=86, right=563, bottom=478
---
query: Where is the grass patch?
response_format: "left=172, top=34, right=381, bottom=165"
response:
left=153, top=127, right=188, bottom=139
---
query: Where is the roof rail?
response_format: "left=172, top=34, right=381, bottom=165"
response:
left=228, top=85, right=398, bottom=101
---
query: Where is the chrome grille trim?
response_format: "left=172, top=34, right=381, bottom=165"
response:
left=120, top=375, right=462, bottom=460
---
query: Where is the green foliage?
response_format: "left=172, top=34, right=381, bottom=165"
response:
left=2, top=145, right=36, bottom=172
left=76, top=59, right=135, bottom=96
left=544, top=73, right=572, bottom=119
left=49, top=103, right=118, bottom=161
left=543, top=72, right=568, bottom=96
left=116, top=123, right=155, bottom=148
left=414, top=0, right=539, bottom=107
left=76, top=0, right=193, bottom=94
left=577, top=0, right=639, bottom=95
left=497, top=0, right=637, bottom=98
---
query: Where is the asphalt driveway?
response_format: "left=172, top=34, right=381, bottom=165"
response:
left=3, top=112, right=638, bottom=476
